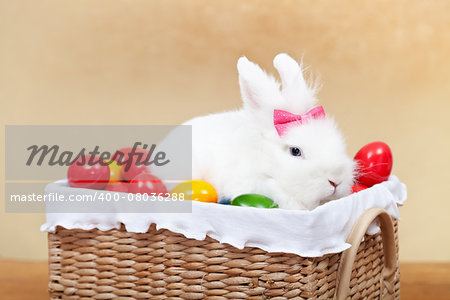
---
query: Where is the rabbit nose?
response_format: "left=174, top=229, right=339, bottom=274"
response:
left=328, top=180, right=339, bottom=188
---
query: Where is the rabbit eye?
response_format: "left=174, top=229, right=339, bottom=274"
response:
left=289, top=147, right=302, bottom=157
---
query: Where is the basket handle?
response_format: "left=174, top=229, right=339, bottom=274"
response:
left=334, top=208, right=397, bottom=300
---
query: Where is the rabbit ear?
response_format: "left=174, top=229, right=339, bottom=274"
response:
left=273, top=53, right=318, bottom=112
left=237, top=56, right=281, bottom=110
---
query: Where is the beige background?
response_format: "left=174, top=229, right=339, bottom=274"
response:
left=1, top=0, right=449, bottom=262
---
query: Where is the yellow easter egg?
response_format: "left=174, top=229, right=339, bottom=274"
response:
left=105, top=159, right=122, bottom=183
left=171, top=180, right=218, bottom=203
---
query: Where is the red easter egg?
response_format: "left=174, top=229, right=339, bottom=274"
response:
left=121, top=162, right=149, bottom=182
left=354, top=142, right=393, bottom=187
left=129, top=173, right=167, bottom=195
left=352, top=184, right=369, bottom=193
left=105, top=182, right=129, bottom=193
left=68, top=155, right=110, bottom=190
left=113, top=147, right=150, bottom=182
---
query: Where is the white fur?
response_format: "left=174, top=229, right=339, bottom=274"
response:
left=164, top=54, right=355, bottom=210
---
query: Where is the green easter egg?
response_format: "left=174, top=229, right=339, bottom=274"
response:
left=231, top=194, right=279, bottom=208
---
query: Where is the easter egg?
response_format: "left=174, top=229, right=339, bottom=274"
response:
left=68, top=155, right=110, bottom=190
left=129, top=173, right=167, bottom=195
left=170, top=180, right=218, bottom=203
left=231, top=194, right=279, bottom=208
left=113, top=147, right=150, bottom=182
left=105, top=159, right=122, bottom=184
left=121, top=162, right=148, bottom=182
left=105, top=182, right=129, bottom=193
left=354, top=142, right=393, bottom=187
left=352, top=184, right=368, bottom=193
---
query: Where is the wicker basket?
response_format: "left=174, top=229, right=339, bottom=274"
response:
left=47, top=208, right=400, bottom=299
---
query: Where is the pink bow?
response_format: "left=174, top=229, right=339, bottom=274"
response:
left=274, top=106, right=326, bottom=136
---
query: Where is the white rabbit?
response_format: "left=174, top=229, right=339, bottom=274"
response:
left=157, top=54, right=356, bottom=210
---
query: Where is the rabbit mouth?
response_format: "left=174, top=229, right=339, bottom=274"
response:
left=323, top=184, right=337, bottom=198
left=322, top=187, right=338, bottom=203
left=331, top=187, right=337, bottom=196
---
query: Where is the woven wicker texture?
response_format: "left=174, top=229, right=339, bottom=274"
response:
left=48, top=221, right=399, bottom=299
